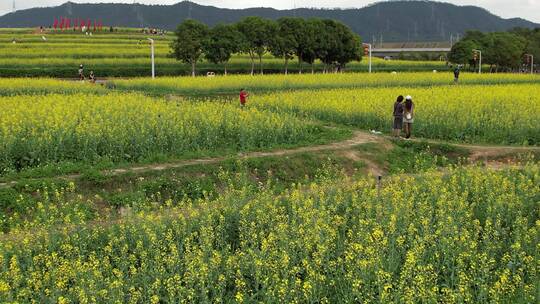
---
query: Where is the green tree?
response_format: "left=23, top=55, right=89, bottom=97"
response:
left=449, top=29, right=535, bottom=72
left=236, top=17, right=277, bottom=75
left=333, top=22, right=362, bottom=70
left=448, top=39, right=478, bottom=66
left=449, top=30, right=485, bottom=70
left=298, top=19, right=320, bottom=73
left=482, top=32, right=526, bottom=71
left=315, top=19, right=362, bottom=72
left=270, top=17, right=302, bottom=75
left=171, top=19, right=209, bottom=77
left=524, top=29, right=540, bottom=68
left=203, top=24, right=241, bottom=75
left=510, top=27, right=540, bottom=66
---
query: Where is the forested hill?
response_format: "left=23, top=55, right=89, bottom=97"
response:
left=1, top=1, right=538, bottom=41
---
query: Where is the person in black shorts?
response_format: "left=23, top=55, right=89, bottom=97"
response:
left=393, top=95, right=404, bottom=137
left=454, top=66, right=460, bottom=83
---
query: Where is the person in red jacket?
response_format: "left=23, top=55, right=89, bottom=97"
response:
left=239, top=88, right=249, bottom=108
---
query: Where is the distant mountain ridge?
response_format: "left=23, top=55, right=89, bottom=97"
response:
left=0, top=1, right=538, bottom=42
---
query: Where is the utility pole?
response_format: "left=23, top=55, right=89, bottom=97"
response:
left=363, top=43, right=372, bottom=73
left=148, top=38, right=155, bottom=79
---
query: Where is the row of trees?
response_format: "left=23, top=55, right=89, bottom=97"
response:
left=171, top=17, right=363, bottom=76
left=448, top=28, right=539, bottom=72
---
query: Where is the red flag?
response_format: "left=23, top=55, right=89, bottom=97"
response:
left=80, top=19, right=85, bottom=28
left=59, top=17, right=64, bottom=30
left=93, top=20, right=97, bottom=31
left=87, top=19, right=91, bottom=30
left=53, top=18, right=58, bottom=30
left=66, top=18, right=71, bottom=29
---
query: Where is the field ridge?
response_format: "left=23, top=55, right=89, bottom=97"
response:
left=2, top=130, right=538, bottom=189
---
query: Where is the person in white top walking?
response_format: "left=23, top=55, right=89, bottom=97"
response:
left=403, top=95, right=415, bottom=139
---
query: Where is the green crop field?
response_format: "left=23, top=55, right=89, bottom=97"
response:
left=111, top=72, right=539, bottom=96
left=0, top=29, right=539, bottom=303
left=0, top=29, right=451, bottom=77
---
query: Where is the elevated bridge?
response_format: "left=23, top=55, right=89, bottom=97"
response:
left=371, top=42, right=452, bottom=56
left=373, top=47, right=451, bottom=53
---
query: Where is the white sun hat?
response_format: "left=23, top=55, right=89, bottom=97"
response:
left=405, top=95, right=412, bottom=100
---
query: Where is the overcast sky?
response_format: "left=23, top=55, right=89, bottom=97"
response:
left=2, top=1, right=539, bottom=22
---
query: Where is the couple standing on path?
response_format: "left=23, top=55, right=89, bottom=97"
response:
left=393, top=95, right=415, bottom=139
left=78, top=64, right=96, bottom=83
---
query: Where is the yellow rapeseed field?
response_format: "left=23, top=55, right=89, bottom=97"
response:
left=0, top=92, right=322, bottom=171
left=255, top=83, right=540, bottom=145
left=112, top=72, right=540, bottom=95
left=0, top=165, right=537, bottom=303
left=0, top=78, right=105, bottom=96
left=0, top=71, right=538, bottom=303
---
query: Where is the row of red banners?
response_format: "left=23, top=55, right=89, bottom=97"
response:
left=53, top=18, right=104, bottom=31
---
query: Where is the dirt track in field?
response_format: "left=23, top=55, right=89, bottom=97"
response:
left=1, top=130, right=538, bottom=189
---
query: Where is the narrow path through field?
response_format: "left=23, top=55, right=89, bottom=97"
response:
left=403, top=136, right=540, bottom=161
left=0, top=130, right=382, bottom=188
left=1, top=130, right=538, bottom=189
left=110, top=130, right=382, bottom=173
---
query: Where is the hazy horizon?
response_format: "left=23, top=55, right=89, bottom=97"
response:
left=2, top=1, right=540, bottom=23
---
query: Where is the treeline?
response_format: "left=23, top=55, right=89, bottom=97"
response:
left=171, top=17, right=362, bottom=76
left=449, top=28, right=540, bottom=72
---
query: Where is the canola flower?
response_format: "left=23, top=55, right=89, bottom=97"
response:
left=0, top=182, right=97, bottom=234
left=113, top=72, right=540, bottom=96
left=0, top=78, right=106, bottom=96
left=255, top=83, right=540, bottom=145
left=0, top=92, right=322, bottom=171
left=0, top=164, right=537, bottom=303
